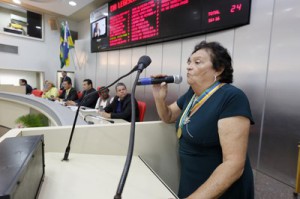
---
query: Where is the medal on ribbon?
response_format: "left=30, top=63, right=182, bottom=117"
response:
left=177, top=82, right=224, bottom=139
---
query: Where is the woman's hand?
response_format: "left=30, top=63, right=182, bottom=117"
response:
left=151, top=74, right=168, bottom=101
left=151, top=74, right=181, bottom=123
left=65, top=100, right=76, bottom=106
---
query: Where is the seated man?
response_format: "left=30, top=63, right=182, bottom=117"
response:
left=19, top=79, right=32, bottom=94
left=57, top=79, right=78, bottom=102
left=95, top=87, right=114, bottom=110
left=66, top=79, right=98, bottom=108
left=99, top=82, right=139, bottom=122
left=42, top=81, right=58, bottom=100
left=60, top=71, right=72, bottom=90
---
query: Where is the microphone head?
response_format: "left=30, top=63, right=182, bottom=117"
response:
left=173, top=75, right=183, bottom=84
left=138, top=55, right=152, bottom=69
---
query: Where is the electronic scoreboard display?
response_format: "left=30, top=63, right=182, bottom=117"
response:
left=91, top=0, right=251, bottom=52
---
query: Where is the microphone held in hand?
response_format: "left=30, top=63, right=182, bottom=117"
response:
left=137, top=75, right=182, bottom=85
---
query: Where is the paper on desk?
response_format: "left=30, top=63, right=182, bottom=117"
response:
left=67, top=106, right=78, bottom=112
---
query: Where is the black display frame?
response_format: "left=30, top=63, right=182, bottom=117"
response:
left=91, top=0, right=252, bottom=52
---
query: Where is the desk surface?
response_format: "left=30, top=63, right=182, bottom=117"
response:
left=0, top=92, right=87, bottom=126
left=79, top=108, right=128, bottom=124
left=38, top=153, right=177, bottom=199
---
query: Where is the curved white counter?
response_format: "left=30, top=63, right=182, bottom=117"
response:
left=0, top=92, right=87, bottom=126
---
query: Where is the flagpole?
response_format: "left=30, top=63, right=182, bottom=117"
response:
left=70, top=48, right=79, bottom=70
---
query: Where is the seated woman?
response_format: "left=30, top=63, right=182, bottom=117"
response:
left=95, top=87, right=114, bottom=110
left=42, top=81, right=58, bottom=100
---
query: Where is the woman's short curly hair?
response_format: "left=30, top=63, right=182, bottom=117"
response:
left=192, top=41, right=233, bottom=83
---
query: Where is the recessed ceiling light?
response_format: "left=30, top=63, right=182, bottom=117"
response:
left=13, top=0, right=21, bottom=4
left=69, top=1, right=77, bottom=6
left=36, top=26, right=41, bottom=29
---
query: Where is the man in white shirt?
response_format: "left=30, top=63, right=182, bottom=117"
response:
left=95, top=87, right=113, bottom=110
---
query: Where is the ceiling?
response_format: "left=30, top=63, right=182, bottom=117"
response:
left=0, top=0, right=110, bottom=22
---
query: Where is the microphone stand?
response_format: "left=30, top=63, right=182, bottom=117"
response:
left=113, top=65, right=144, bottom=199
left=62, top=68, right=137, bottom=161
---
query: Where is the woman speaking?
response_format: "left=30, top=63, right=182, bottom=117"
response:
left=152, top=41, right=254, bottom=199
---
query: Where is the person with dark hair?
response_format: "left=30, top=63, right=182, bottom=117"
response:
left=19, top=79, right=32, bottom=94
left=60, top=71, right=72, bottom=89
left=95, top=87, right=114, bottom=110
left=152, top=41, right=254, bottom=199
left=100, top=82, right=139, bottom=122
left=57, top=79, right=77, bottom=102
left=66, top=79, right=98, bottom=108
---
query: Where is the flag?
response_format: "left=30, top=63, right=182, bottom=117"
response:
left=60, top=21, right=74, bottom=68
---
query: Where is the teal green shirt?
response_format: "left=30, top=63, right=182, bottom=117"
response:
left=176, top=84, right=254, bottom=199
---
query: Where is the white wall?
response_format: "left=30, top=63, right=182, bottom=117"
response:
left=0, top=68, right=39, bottom=88
left=0, top=14, right=78, bottom=87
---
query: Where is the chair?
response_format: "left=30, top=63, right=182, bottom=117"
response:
left=77, top=91, right=83, bottom=99
left=137, top=101, right=146, bottom=122
left=97, top=86, right=102, bottom=97
left=32, top=89, right=43, bottom=97
left=58, top=89, right=63, bottom=97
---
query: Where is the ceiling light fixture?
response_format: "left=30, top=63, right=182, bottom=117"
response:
left=69, top=1, right=77, bottom=6
left=28, top=0, right=57, bottom=2
left=13, top=0, right=21, bottom=4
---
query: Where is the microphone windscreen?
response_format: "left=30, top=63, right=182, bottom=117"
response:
left=174, top=75, right=183, bottom=84
left=138, top=55, right=152, bottom=67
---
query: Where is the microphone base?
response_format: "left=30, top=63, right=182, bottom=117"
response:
left=62, top=157, right=69, bottom=161
left=62, top=146, right=70, bottom=161
left=114, top=194, right=122, bottom=199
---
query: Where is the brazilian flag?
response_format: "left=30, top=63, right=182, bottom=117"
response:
left=60, top=22, right=74, bottom=68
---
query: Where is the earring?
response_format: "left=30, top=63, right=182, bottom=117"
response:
left=214, top=75, right=217, bottom=82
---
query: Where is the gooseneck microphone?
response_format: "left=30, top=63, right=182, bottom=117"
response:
left=137, top=75, right=182, bottom=85
left=114, top=57, right=151, bottom=199
left=131, top=55, right=152, bottom=72
left=62, top=55, right=151, bottom=161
